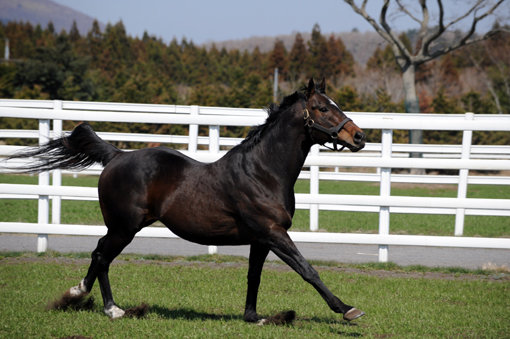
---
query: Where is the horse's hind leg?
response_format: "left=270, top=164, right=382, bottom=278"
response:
left=264, top=227, right=364, bottom=321
left=63, top=230, right=135, bottom=318
left=54, top=237, right=111, bottom=309
left=90, top=231, right=135, bottom=318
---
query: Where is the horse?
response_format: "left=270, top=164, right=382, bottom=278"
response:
left=9, top=78, right=366, bottom=324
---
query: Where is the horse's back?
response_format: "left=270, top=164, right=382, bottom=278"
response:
left=100, top=147, right=197, bottom=184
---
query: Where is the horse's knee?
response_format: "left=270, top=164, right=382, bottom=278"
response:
left=91, top=250, right=111, bottom=271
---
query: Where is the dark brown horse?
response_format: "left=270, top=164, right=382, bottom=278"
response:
left=10, top=79, right=366, bottom=323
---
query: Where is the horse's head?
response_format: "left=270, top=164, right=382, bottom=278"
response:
left=303, top=78, right=365, bottom=152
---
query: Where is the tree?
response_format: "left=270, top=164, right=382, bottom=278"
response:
left=268, top=39, right=288, bottom=79
left=15, top=34, right=93, bottom=100
left=344, top=0, right=507, bottom=158
left=307, top=24, right=329, bottom=79
left=69, top=21, right=80, bottom=42
left=463, top=24, right=510, bottom=114
left=288, top=33, right=307, bottom=84
left=326, top=34, right=355, bottom=85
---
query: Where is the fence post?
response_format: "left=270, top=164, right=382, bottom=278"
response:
left=37, top=119, right=50, bottom=252
left=52, top=101, right=63, bottom=226
left=189, top=106, right=199, bottom=152
left=378, top=129, right=393, bottom=262
left=455, top=113, right=474, bottom=236
left=207, top=122, right=220, bottom=255
left=310, top=145, right=320, bottom=231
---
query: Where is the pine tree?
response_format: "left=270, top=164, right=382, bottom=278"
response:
left=288, top=33, right=307, bottom=84
left=326, top=34, right=354, bottom=85
left=87, top=20, right=103, bottom=67
left=307, top=24, right=328, bottom=79
left=268, top=39, right=288, bottom=79
left=69, top=21, right=80, bottom=42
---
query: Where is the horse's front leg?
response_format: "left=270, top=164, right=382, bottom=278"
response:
left=244, top=243, right=270, bottom=322
left=264, top=226, right=364, bottom=321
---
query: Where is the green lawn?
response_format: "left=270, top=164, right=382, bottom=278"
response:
left=0, top=253, right=508, bottom=338
left=291, top=179, right=510, bottom=237
left=1, top=173, right=509, bottom=237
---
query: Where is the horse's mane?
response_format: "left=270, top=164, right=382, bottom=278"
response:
left=237, top=91, right=305, bottom=150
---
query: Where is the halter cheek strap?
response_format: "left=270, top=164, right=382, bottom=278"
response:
left=304, top=108, right=352, bottom=151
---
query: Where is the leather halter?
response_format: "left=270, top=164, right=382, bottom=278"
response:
left=303, top=108, right=352, bottom=151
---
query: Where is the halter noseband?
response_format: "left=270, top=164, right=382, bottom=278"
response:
left=304, top=108, right=352, bottom=151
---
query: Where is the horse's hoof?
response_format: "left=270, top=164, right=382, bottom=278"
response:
left=343, top=308, right=365, bottom=321
left=104, top=305, right=125, bottom=319
left=68, top=279, right=88, bottom=297
left=257, top=318, right=269, bottom=326
left=243, top=312, right=259, bottom=323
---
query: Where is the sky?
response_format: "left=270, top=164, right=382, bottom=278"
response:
left=52, top=0, right=508, bottom=44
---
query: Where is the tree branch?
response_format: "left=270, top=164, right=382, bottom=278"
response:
left=429, top=29, right=505, bottom=59
left=344, top=0, right=414, bottom=68
left=427, top=0, right=506, bottom=60
left=345, top=0, right=508, bottom=67
left=395, top=0, right=421, bottom=24
left=343, top=0, right=391, bottom=42
left=415, top=0, right=432, bottom=57
left=420, top=0, right=445, bottom=59
left=443, top=0, right=484, bottom=31
left=381, top=0, right=415, bottom=65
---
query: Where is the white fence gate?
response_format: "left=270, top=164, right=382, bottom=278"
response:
left=1, top=99, right=510, bottom=262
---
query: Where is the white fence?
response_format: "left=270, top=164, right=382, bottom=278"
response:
left=1, top=99, right=510, bottom=262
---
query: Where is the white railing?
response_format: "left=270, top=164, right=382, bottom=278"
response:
left=1, top=99, right=510, bottom=262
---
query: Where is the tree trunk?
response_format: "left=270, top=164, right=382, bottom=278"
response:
left=402, top=64, right=425, bottom=174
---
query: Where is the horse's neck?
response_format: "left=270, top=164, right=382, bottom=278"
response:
left=254, top=116, right=311, bottom=188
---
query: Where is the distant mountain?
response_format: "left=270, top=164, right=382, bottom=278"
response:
left=0, top=0, right=104, bottom=34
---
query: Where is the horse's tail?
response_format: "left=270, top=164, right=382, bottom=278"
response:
left=7, top=122, right=122, bottom=173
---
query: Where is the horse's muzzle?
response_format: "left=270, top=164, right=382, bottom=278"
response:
left=348, top=131, right=366, bottom=152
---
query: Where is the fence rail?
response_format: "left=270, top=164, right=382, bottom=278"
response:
left=1, top=99, right=510, bottom=262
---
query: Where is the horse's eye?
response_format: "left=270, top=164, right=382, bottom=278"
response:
left=319, top=107, right=328, bottom=113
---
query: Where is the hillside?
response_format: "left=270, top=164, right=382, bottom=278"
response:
left=0, top=0, right=384, bottom=65
left=0, top=0, right=103, bottom=34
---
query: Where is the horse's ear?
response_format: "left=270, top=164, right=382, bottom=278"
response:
left=318, top=77, right=326, bottom=93
left=306, top=78, right=316, bottom=98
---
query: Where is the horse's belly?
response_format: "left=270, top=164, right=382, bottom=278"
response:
left=154, top=166, right=254, bottom=246
left=159, top=211, right=252, bottom=246
left=163, top=222, right=251, bottom=246
left=178, top=231, right=250, bottom=246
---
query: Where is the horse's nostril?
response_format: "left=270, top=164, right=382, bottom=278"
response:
left=354, top=131, right=365, bottom=144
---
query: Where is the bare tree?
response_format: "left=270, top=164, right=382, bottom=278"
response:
left=344, top=0, right=507, bottom=153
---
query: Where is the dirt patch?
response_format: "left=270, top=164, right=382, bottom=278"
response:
left=2, top=255, right=507, bottom=282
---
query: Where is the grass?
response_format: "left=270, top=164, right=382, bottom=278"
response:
left=0, top=174, right=102, bottom=225
left=0, top=252, right=508, bottom=338
left=1, top=173, right=509, bottom=237
left=291, top=178, right=510, bottom=237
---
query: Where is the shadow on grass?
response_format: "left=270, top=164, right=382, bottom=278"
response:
left=147, top=304, right=362, bottom=330
left=148, top=305, right=243, bottom=321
